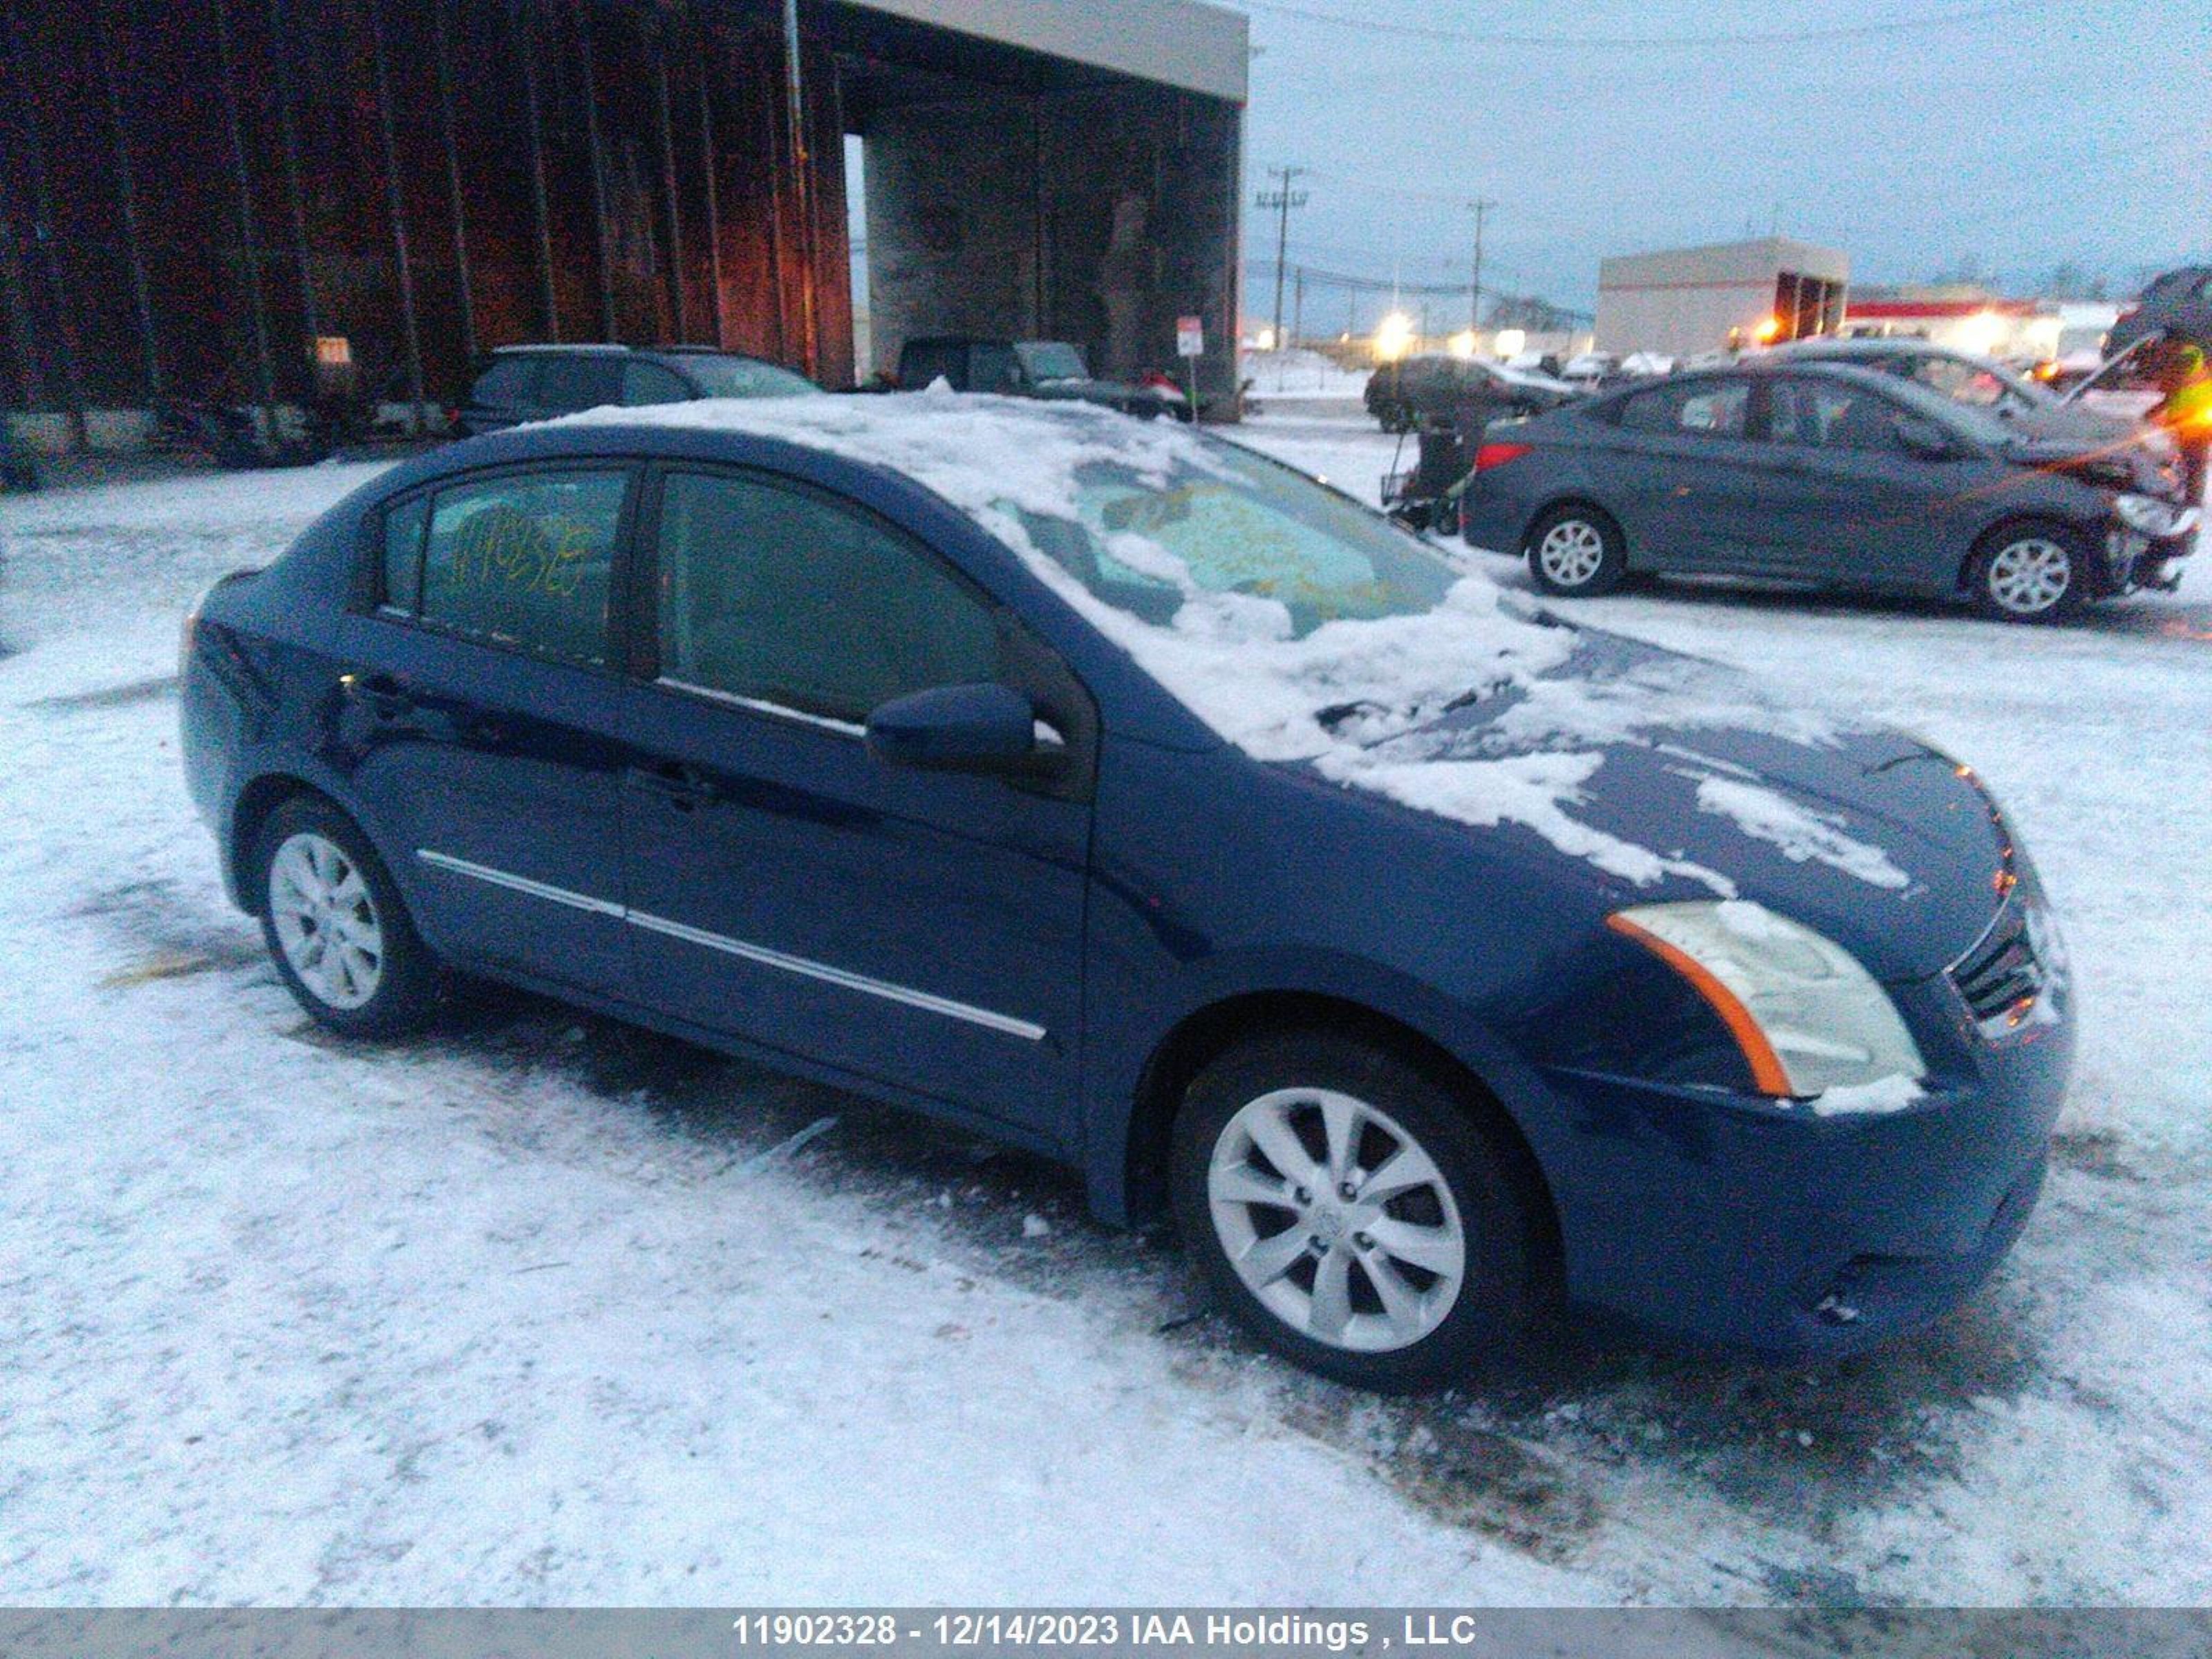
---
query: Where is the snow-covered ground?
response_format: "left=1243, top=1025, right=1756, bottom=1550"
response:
left=1, top=415, right=2207, bottom=1606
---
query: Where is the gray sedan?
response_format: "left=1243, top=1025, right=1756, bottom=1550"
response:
left=1456, top=361, right=2197, bottom=621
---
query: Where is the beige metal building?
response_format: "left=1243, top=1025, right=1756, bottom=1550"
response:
left=1595, top=237, right=1849, bottom=359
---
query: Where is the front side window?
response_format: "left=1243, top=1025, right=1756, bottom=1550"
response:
left=655, top=471, right=1000, bottom=725
left=968, top=343, right=1024, bottom=395
left=415, top=470, right=626, bottom=664
left=1767, top=379, right=1902, bottom=451
left=621, top=361, right=693, bottom=406
left=1618, top=379, right=1750, bottom=438
left=534, top=355, right=624, bottom=413
left=679, top=355, right=818, bottom=398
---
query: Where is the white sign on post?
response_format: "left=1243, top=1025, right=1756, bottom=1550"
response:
left=1176, top=315, right=1205, bottom=359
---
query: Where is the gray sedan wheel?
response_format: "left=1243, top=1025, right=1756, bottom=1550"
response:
left=1975, top=525, right=2086, bottom=622
left=1526, top=505, right=1627, bottom=597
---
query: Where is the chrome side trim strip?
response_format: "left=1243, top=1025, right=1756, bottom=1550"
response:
left=414, top=849, right=1046, bottom=1042
left=415, top=850, right=626, bottom=917
left=626, top=908, right=1048, bottom=1041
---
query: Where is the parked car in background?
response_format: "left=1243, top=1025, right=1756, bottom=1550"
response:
left=2107, top=265, right=2212, bottom=357
left=1365, top=355, right=1580, bottom=433
left=453, top=344, right=819, bottom=436
left=1766, top=337, right=2152, bottom=448
left=1559, top=352, right=1620, bottom=392
left=179, top=395, right=2069, bottom=1389
left=1458, top=360, right=2197, bottom=619
left=893, top=337, right=1183, bottom=420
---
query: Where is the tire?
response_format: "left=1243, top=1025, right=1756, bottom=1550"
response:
left=253, top=796, right=440, bottom=1038
left=1525, top=504, right=1627, bottom=597
left=1170, top=1030, right=1540, bottom=1391
left=1971, top=521, right=2090, bottom=623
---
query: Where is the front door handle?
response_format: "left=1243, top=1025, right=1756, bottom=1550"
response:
left=627, top=760, right=715, bottom=811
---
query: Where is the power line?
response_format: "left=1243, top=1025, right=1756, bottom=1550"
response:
left=1235, top=0, right=2041, bottom=50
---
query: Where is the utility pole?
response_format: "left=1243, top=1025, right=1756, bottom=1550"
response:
left=1255, top=165, right=1308, bottom=346
left=1466, top=198, right=1497, bottom=337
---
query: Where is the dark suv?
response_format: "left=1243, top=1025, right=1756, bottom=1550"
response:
left=453, top=345, right=818, bottom=436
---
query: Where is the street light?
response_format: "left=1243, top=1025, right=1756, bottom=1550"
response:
left=1493, top=327, right=1527, bottom=359
left=1447, top=330, right=1477, bottom=359
left=1375, top=311, right=1414, bottom=363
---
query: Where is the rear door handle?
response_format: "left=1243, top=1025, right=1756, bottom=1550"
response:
left=627, top=760, right=715, bottom=811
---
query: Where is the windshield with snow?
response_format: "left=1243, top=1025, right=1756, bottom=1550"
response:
left=1015, top=441, right=1459, bottom=639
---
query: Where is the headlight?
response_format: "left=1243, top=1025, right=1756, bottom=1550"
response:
left=2113, top=492, right=2182, bottom=536
left=1608, top=901, right=1925, bottom=1100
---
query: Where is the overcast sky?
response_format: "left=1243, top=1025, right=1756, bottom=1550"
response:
left=1211, top=0, right=2211, bottom=325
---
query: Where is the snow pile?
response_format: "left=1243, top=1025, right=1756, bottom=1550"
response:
left=563, top=395, right=1904, bottom=893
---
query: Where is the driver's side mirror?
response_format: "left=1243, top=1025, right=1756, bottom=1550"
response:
left=865, top=683, right=1064, bottom=776
left=1894, top=415, right=1962, bottom=461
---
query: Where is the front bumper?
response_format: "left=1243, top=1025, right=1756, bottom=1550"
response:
left=2106, top=507, right=2200, bottom=593
left=1528, top=982, right=2072, bottom=1362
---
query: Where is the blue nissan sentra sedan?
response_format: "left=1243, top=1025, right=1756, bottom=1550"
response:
left=179, top=395, right=2071, bottom=1390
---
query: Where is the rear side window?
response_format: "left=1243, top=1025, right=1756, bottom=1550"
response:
left=654, top=471, right=1000, bottom=725
left=469, top=357, right=540, bottom=405
left=406, top=470, right=628, bottom=665
left=1617, top=379, right=1749, bottom=437
left=535, top=355, right=624, bottom=412
left=381, top=494, right=429, bottom=610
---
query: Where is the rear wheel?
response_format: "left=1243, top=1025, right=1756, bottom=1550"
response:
left=254, top=797, right=440, bottom=1037
left=1973, top=523, right=2088, bottom=622
left=1526, top=504, right=1627, bottom=597
left=1171, top=1030, right=1539, bottom=1391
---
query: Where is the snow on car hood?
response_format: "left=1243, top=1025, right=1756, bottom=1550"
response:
left=561, top=395, right=2000, bottom=934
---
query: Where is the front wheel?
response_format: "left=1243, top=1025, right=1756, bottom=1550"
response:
left=1973, top=523, right=2088, bottom=622
left=254, top=796, right=441, bottom=1037
left=1525, top=505, right=1627, bottom=597
left=1171, top=1031, right=1540, bottom=1391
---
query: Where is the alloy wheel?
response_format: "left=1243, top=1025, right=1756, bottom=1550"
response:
left=1985, top=536, right=2072, bottom=616
left=268, top=831, right=384, bottom=1009
left=1206, top=1086, right=1467, bottom=1353
left=1537, top=519, right=1607, bottom=588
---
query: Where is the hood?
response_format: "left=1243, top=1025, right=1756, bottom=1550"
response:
left=1996, top=427, right=2180, bottom=498
left=1999, top=400, right=2141, bottom=444
left=1327, top=630, right=2012, bottom=980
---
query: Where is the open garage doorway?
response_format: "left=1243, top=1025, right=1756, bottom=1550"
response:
left=821, top=3, right=1245, bottom=413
